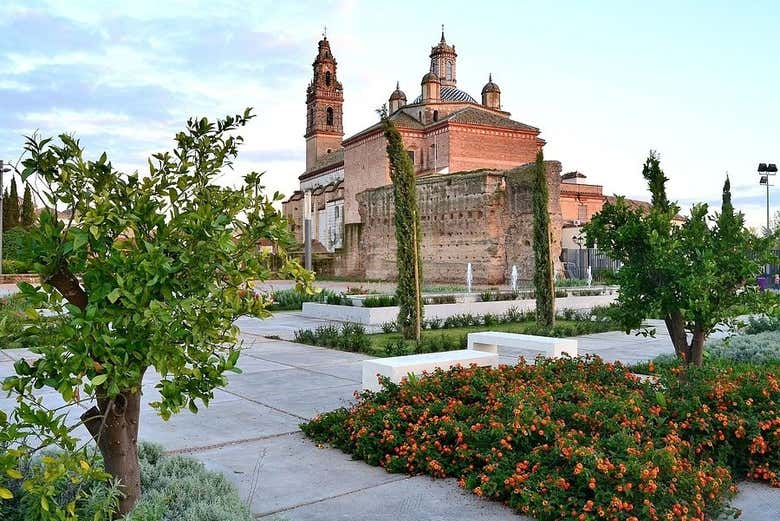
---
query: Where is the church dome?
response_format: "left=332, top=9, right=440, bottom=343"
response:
left=412, top=85, right=476, bottom=104
left=421, top=71, right=441, bottom=84
left=481, top=74, right=501, bottom=94
left=389, top=81, right=406, bottom=100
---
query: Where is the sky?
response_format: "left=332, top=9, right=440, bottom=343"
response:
left=1, top=0, right=779, bottom=229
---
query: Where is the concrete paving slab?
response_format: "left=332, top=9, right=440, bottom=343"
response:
left=194, top=433, right=406, bottom=518
left=222, top=367, right=356, bottom=402
left=139, top=398, right=301, bottom=452
left=728, top=481, right=780, bottom=521
left=245, top=346, right=370, bottom=369
left=259, top=384, right=358, bottom=420
left=257, top=472, right=523, bottom=521
left=300, top=361, right=363, bottom=383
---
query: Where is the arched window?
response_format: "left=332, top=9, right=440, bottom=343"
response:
left=326, top=107, right=334, bottom=126
left=325, top=71, right=331, bottom=86
left=446, top=61, right=452, bottom=80
left=433, top=110, right=439, bottom=122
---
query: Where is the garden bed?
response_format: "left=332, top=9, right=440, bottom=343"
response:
left=301, top=293, right=616, bottom=326
left=303, top=356, right=780, bottom=521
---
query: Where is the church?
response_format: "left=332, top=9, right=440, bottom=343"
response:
left=282, top=30, right=620, bottom=284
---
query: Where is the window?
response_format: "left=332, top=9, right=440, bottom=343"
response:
left=446, top=61, right=452, bottom=80
left=578, top=205, right=588, bottom=221
left=433, top=110, right=439, bottom=122
left=334, top=206, right=340, bottom=218
left=325, top=71, right=331, bottom=86
left=418, top=111, right=422, bottom=121
left=432, top=62, right=438, bottom=76
left=407, top=150, right=415, bottom=164
left=326, top=107, right=334, bottom=126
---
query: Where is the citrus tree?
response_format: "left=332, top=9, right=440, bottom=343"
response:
left=1, top=109, right=310, bottom=515
left=584, top=151, right=774, bottom=366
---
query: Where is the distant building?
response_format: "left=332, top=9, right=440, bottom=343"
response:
left=282, top=31, right=651, bottom=283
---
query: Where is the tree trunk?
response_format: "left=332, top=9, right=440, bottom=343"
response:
left=689, top=322, right=706, bottom=367
left=82, top=389, right=142, bottom=515
left=664, top=310, right=689, bottom=362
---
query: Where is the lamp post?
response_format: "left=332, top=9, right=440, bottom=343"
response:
left=758, top=163, right=777, bottom=239
left=572, top=234, right=585, bottom=279
left=303, top=190, right=312, bottom=271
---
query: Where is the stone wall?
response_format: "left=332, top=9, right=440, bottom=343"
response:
left=356, top=161, right=563, bottom=284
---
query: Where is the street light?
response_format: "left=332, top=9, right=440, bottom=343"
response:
left=758, top=162, right=777, bottom=238
left=0, top=160, right=13, bottom=276
left=572, top=234, right=585, bottom=279
left=303, top=190, right=312, bottom=271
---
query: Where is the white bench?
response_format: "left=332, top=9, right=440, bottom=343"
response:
left=467, top=332, right=577, bottom=358
left=362, top=350, right=498, bottom=392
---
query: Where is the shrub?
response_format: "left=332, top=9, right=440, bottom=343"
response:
left=482, top=313, right=499, bottom=326
left=424, top=317, right=443, bottom=330
left=742, top=314, right=780, bottom=335
left=384, top=339, right=409, bottom=357
left=267, top=288, right=341, bottom=311
left=362, top=295, right=397, bottom=308
left=338, top=323, right=370, bottom=353
left=706, top=330, right=780, bottom=364
left=381, top=321, right=398, bottom=334
left=294, top=323, right=371, bottom=353
left=127, top=443, right=252, bottom=521
left=0, top=442, right=251, bottom=521
left=423, top=295, right=456, bottom=305
left=1, top=227, right=32, bottom=261
left=302, top=357, right=780, bottom=520
left=1, top=259, right=31, bottom=273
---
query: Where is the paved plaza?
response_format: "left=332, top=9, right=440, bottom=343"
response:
left=1, top=313, right=777, bottom=520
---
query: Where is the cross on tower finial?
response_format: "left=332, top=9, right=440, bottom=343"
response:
left=441, top=24, right=446, bottom=43
left=323, top=25, right=327, bottom=39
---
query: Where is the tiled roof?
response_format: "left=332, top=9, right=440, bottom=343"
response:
left=412, top=86, right=476, bottom=104
left=343, top=109, right=424, bottom=143
left=444, top=107, right=539, bottom=132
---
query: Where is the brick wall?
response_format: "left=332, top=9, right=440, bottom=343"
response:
left=343, top=132, right=389, bottom=224
left=448, top=124, right=539, bottom=173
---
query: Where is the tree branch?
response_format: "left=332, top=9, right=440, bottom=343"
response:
left=46, top=261, right=88, bottom=311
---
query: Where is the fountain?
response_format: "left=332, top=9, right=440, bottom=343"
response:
left=466, top=263, right=473, bottom=294
left=510, top=265, right=518, bottom=292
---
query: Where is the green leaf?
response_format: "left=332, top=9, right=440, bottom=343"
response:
left=72, top=230, right=88, bottom=250
left=107, top=288, right=121, bottom=304
left=91, top=374, right=108, bottom=387
left=655, top=391, right=667, bottom=408
left=6, top=468, right=22, bottom=479
left=0, top=487, right=12, bottom=500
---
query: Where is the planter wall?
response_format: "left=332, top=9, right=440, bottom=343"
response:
left=301, top=294, right=616, bottom=326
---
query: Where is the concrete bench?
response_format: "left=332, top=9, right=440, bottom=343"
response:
left=467, top=331, right=577, bottom=358
left=362, top=350, right=498, bottom=392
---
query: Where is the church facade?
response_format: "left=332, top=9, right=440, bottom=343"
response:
left=283, top=31, right=618, bottom=284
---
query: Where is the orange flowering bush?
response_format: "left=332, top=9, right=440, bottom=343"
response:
left=303, top=356, right=780, bottom=520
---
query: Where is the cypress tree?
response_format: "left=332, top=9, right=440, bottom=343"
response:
left=532, top=150, right=555, bottom=328
left=382, top=115, right=423, bottom=341
left=7, top=177, right=20, bottom=229
left=21, top=183, right=35, bottom=227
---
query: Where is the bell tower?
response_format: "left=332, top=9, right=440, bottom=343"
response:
left=305, top=34, right=344, bottom=171
left=429, top=25, right=457, bottom=88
